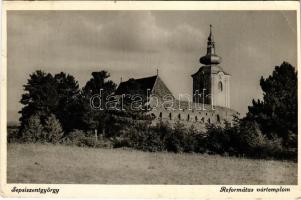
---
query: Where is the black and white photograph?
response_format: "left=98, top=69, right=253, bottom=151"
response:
left=0, top=1, right=300, bottom=198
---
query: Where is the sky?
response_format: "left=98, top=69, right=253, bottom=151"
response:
left=7, top=11, right=297, bottom=122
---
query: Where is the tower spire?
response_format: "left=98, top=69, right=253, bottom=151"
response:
left=207, top=24, right=215, bottom=54
left=199, top=24, right=221, bottom=65
left=209, top=24, right=213, bottom=41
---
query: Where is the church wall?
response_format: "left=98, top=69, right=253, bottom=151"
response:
left=149, top=103, right=239, bottom=131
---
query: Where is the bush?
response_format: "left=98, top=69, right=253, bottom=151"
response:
left=44, top=114, right=64, bottom=144
left=21, top=114, right=45, bottom=143
left=164, top=121, right=185, bottom=153
left=17, top=112, right=296, bottom=161
left=63, top=129, right=113, bottom=148
left=112, top=136, right=131, bottom=148
left=124, top=121, right=166, bottom=152
left=182, top=126, right=198, bottom=153
left=203, top=118, right=297, bottom=161
left=20, top=113, right=64, bottom=144
left=262, top=136, right=283, bottom=159
left=7, top=126, right=20, bottom=143
left=193, top=133, right=207, bottom=153
left=62, top=129, right=86, bottom=146
left=261, top=137, right=296, bottom=161
left=234, top=120, right=294, bottom=160
left=115, top=121, right=207, bottom=153
left=205, top=123, right=231, bottom=155
left=80, top=136, right=97, bottom=147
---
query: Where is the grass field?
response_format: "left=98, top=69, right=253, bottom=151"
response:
left=7, top=143, right=297, bottom=184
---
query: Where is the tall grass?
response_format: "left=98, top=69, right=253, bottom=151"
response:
left=7, top=143, right=297, bottom=184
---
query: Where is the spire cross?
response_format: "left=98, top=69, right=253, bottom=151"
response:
left=156, top=68, right=159, bottom=76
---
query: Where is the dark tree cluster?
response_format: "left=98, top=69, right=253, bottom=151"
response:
left=17, top=69, right=152, bottom=144
left=17, top=70, right=118, bottom=143
left=247, top=62, right=297, bottom=149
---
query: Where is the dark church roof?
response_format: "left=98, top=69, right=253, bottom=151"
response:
left=115, top=75, right=158, bottom=95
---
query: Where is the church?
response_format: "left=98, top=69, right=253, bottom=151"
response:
left=115, top=25, right=238, bottom=129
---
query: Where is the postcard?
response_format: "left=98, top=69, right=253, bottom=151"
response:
left=0, top=1, right=300, bottom=199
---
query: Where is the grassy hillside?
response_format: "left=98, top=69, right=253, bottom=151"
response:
left=7, top=143, right=297, bottom=184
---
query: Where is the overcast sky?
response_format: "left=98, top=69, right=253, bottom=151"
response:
left=7, top=11, right=297, bottom=122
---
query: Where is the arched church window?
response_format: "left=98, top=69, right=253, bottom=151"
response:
left=159, top=112, right=162, bottom=119
left=178, top=113, right=181, bottom=120
left=169, top=113, right=172, bottom=120
left=195, top=116, right=198, bottom=122
left=187, top=114, right=190, bottom=121
left=218, top=81, right=223, bottom=92
left=216, top=114, right=220, bottom=123
left=208, top=118, right=211, bottom=124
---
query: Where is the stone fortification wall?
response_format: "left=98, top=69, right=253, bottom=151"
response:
left=149, top=101, right=239, bottom=131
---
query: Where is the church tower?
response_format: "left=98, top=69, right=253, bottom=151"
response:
left=191, top=25, right=230, bottom=108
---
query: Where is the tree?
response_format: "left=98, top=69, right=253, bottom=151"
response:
left=44, top=114, right=64, bottom=144
left=19, top=70, right=58, bottom=135
left=54, top=72, right=82, bottom=133
left=19, top=70, right=84, bottom=136
left=247, top=62, right=297, bottom=148
left=81, top=71, right=117, bottom=136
